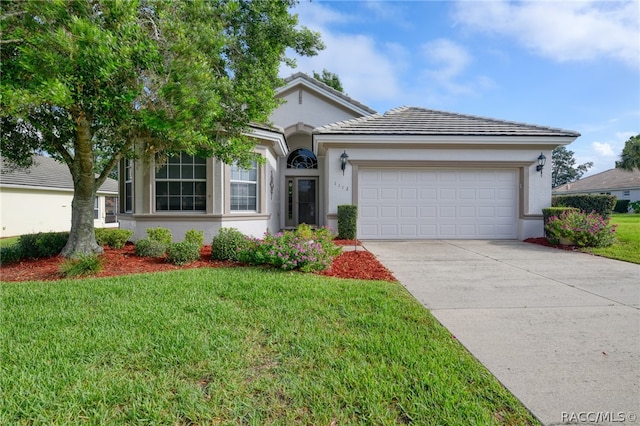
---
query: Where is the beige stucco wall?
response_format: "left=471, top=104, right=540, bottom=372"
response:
left=0, top=187, right=117, bottom=237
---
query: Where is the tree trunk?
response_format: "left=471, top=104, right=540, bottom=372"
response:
left=60, top=113, right=103, bottom=258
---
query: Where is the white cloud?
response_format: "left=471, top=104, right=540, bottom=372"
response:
left=592, top=141, right=616, bottom=157
left=453, top=0, right=640, bottom=69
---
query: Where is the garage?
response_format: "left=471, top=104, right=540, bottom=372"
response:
left=358, top=168, right=518, bottom=239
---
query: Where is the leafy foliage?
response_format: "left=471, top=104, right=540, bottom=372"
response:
left=552, top=194, right=617, bottom=219
left=552, top=147, right=593, bottom=188
left=616, top=134, right=640, bottom=171
left=630, top=201, right=640, bottom=213
left=184, top=229, right=204, bottom=248
left=337, top=205, right=358, bottom=240
left=166, top=242, right=201, bottom=266
left=0, top=244, right=23, bottom=266
left=134, top=239, right=167, bottom=258
left=0, top=1, right=323, bottom=256
left=312, top=69, right=343, bottom=92
left=614, top=200, right=631, bottom=213
left=542, top=207, right=578, bottom=238
left=95, top=229, right=133, bottom=249
left=59, top=254, right=103, bottom=277
left=239, top=227, right=341, bottom=272
left=18, top=232, right=70, bottom=259
left=211, top=228, right=248, bottom=261
left=545, top=210, right=617, bottom=247
left=147, top=227, right=172, bottom=245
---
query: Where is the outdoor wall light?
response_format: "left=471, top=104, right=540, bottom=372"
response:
left=536, top=152, right=546, bottom=176
left=340, top=150, right=349, bottom=175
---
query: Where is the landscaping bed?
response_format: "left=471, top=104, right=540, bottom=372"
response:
left=0, top=243, right=395, bottom=283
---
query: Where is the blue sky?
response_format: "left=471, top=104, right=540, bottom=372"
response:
left=281, top=0, right=639, bottom=177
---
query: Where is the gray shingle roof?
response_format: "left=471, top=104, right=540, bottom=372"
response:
left=314, top=106, right=581, bottom=137
left=0, top=155, right=118, bottom=193
left=553, top=168, right=640, bottom=192
left=281, top=72, right=377, bottom=115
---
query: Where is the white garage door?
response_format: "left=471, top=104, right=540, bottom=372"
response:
left=358, top=169, right=518, bottom=239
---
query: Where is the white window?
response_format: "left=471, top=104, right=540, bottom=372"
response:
left=124, top=159, right=133, bottom=213
left=623, top=190, right=631, bottom=199
left=155, top=153, right=207, bottom=211
left=231, top=161, right=258, bottom=212
left=105, top=196, right=118, bottom=223
left=94, top=197, right=100, bottom=219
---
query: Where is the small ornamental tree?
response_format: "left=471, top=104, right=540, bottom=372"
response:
left=1, top=1, right=323, bottom=257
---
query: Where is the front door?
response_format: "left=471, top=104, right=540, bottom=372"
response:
left=285, top=177, right=318, bottom=227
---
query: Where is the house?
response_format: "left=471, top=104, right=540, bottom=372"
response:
left=553, top=168, right=640, bottom=203
left=0, top=155, right=119, bottom=237
left=118, top=72, right=580, bottom=241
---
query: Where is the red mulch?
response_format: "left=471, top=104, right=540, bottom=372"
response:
left=333, top=239, right=362, bottom=246
left=0, top=243, right=396, bottom=283
left=524, top=237, right=582, bottom=252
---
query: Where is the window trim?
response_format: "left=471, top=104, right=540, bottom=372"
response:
left=230, top=160, right=259, bottom=213
left=154, top=153, right=208, bottom=212
left=123, top=158, right=133, bottom=213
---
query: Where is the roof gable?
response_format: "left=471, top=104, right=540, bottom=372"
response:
left=553, top=168, right=640, bottom=192
left=277, top=72, right=376, bottom=116
left=314, top=106, right=581, bottom=137
left=1, top=155, right=118, bottom=193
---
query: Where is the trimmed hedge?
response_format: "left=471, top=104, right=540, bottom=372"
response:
left=18, top=232, right=69, bottom=259
left=552, top=194, right=616, bottom=219
left=337, top=205, right=357, bottom=240
left=0, top=245, right=23, bottom=265
left=134, top=239, right=167, bottom=258
left=211, top=228, right=248, bottom=261
left=614, top=200, right=631, bottom=213
left=147, top=227, right=172, bottom=245
left=166, top=241, right=201, bottom=265
left=95, top=228, right=133, bottom=249
left=184, top=229, right=204, bottom=248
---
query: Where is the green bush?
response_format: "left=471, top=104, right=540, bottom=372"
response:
left=0, top=245, right=23, bottom=265
left=337, top=205, right=357, bottom=240
left=552, top=194, right=616, bottom=219
left=59, top=254, right=103, bottom=277
left=147, top=227, right=172, bottom=245
left=95, top=228, right=133, bottom=249
left=630, top=201, right=640, bottom=213
left=166, top=241, right=201, bottom=266
left=184, top=229, right=204, bottom=248
left=134, top=239, right=167, bottom=258
left=18, top=232, right=69, bottom=259
left=545, top=210, right=617, bottom=247
left=211, top=228, right=248, bottom=261
left=542, top=207, right=578, bottom=239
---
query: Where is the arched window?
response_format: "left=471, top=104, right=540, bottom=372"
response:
left=287, top=148, right=317, bottom=169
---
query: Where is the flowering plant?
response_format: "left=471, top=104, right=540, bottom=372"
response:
left=545, top=210, right=617, bottom=247
left=238, top=226, right=341, bottom=272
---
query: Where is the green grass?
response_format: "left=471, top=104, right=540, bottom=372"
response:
left=1, top=268, right=539, bottom=425
left=585, top=214, right=640, bottom=264
left=0, top=236, right=19, bottom=248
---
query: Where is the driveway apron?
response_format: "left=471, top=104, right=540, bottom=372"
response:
left=364, top=240, right=640, bottom=426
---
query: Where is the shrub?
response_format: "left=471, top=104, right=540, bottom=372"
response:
left=552, top=194, right=616, bottom=219
left=18, top=232, right=69, bottom=259
left=542, top=207, right=578, bottom=238
left=211, top=228, right=248, bottom=261
left=184, top=229, right=204, bottom=248
left=134, top=239, right=167, bottom=258
left=545, top=210, right=617, bottom=247
left=59, top=254, right=103, bottom=277
left=337, top=205, right=357, bottom=240
left=166, top=241, right=201, bottom=266
left=95, top=228, right=133, bottom=249
left=238, top=228, right=341, bottom=272
left=629, top=201, right=640, bottom=214
left=147, top=227, right=172, bottom=245
left=614, top=200, right=631, bottom=214
left=0, top=245, right=23, bottom=265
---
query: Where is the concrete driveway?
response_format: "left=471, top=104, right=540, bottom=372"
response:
left=364, top=240, right=639, bottom=426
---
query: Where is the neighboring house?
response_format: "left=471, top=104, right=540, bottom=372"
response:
left=553, top=168, right=640, bottom=204
left=0, top=155, right=119, bottom=237
left=119, top=72, right=580, bottom=241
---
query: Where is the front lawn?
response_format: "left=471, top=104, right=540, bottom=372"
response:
left=1, top=268, right=538, bottom=425
left=585, top=214, right=640, bottom=264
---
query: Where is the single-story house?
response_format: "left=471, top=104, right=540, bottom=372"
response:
left=119, top=72, right=580, bottom=241
left=0, top=155, right=119, bottom=238
left=553, top=168, right=640, bottom=203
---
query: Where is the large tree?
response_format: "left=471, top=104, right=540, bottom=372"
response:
left=616, top=134, right=640, bottom=171
left=1, top=0, right=322, bottom=257
left=551, top=146, right=593, bottom=188
left=312, top=69, right=343, bottom=92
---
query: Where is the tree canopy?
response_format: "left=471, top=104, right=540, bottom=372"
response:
left=313, top=69, right=343, bottom=92
left=1, top=0, right=323, bottom=256
left=615, top=134, right=640, bottom=171
left=552, top=146, right=593, bottom=188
